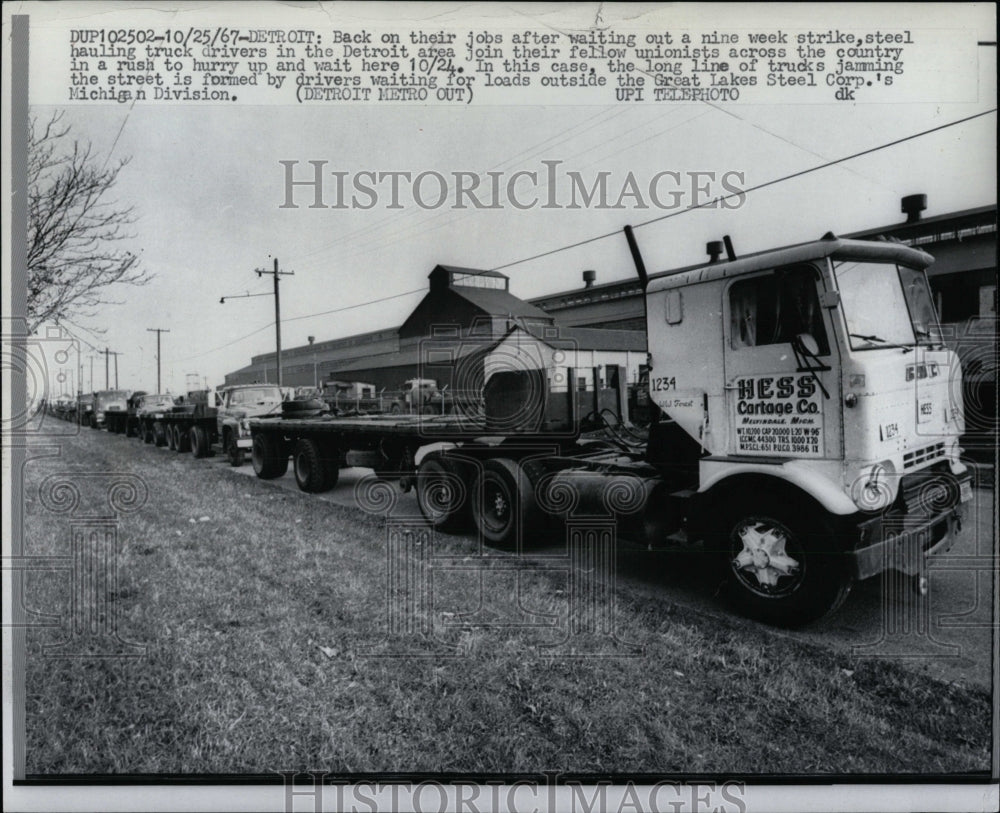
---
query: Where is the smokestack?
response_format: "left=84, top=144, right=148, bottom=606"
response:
left=582, top=269, right=597, bottom=289
left=706, top=241, right=724, bottom=263
left=901, top=194, right=927, bottom=223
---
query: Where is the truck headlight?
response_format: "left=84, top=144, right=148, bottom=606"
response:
left=851, top=462, right=894, bottom=512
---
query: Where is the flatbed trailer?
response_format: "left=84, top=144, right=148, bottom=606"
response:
left=249, top=412, right=582, bottom=491
left=160, top=404, right=218, bottom=458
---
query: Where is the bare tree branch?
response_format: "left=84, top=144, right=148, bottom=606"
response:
left=27, top=112, right=152, bottom=333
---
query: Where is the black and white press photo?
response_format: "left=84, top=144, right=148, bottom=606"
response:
left=1, top=2, right=997, bottom=811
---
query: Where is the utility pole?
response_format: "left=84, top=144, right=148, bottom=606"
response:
left=103, top=351, right=123, bottom=389
left=89, top=355, right=94, bottom=391
left=111, top=352, right=122, bottom=389
left=255, top=258, right=294, bottom=386
left=308, top=335, right=316, bottom=389
left=220, top=257, right=293, bottom=386
left=147, top=328, right=170, bottom=393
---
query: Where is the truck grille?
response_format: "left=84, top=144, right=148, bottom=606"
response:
left=903, top=442, right=945, bottom=470
left=896, top=463, right=957, bottom=518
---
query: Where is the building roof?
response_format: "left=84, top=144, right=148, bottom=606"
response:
left=433, top=264, right=509, bottom=279
left=327, top=341, right=486, bottom=375
left=507, top=323, right=646, bottom=352
left=447, top=285, right=554, bottom=320
left=847, top=204, right=997, bottom=241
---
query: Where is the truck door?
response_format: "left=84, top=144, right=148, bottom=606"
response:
left=723, top=264, right=840, bottom=460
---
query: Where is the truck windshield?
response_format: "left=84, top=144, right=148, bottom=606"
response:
left=833, top=261, right=940, bottom=350
left=230, top=387, right=282, bottom=404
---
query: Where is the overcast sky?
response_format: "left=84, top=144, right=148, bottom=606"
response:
left=23, top=2, right=997, bottom=395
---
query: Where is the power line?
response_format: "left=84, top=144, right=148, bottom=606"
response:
left=488, top=108, right=997, bottom=273
left=172, top=321, right=276, bottom=363
left=283, top=287, right=426, bottom=323
left=633, top=108, right=997, bottom=231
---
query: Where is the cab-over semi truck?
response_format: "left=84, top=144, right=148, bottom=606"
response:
left=250, top=232, right=972, bottom=625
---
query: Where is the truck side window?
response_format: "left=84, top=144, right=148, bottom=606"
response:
left=729, top=266, right=829, bottom=353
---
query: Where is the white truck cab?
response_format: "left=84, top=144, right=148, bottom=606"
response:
left=644, top=233, right=972, bottom=622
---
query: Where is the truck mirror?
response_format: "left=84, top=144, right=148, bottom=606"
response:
left=796, top=333, right=820, bottom=355
left=819, top=290, right=841, bottom=308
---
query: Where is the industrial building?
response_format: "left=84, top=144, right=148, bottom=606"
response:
left=225, top=264, right=647, bottom=394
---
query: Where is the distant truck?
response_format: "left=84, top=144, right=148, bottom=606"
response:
left=322, top=380, right=378, bottom=413
left=77, top=393, right=94, bottom=425
left=133, top=393, right=177, bottom=445
left=105, top=391, right=145, bottom=435
left=161, top=383, right=284, bottom=465
left=389, top=378, right=451, bottom=415
left=91, top=390, right=129, bottom=429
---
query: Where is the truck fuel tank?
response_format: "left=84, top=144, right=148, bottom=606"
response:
left=540, top=469, right=684, bottom=549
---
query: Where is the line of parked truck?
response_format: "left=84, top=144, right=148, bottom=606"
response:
left=46, top=230, right=978, bottom=627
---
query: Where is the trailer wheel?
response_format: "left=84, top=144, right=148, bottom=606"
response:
left=166, top=424, right=177, bottom=450
left=177, top=426, right=191, bottom=453
left=190, top=426, right=209, bottom=458
left=153, top=422, right=166, bottom=447
left=142, top=423, right=153, bottom=444
left=416, top=456, right=470, bottom=532
left=293, top=439, right=334, bottom=492
left=722, top=497, right=851, bottom=627
left=252, top=433, right=289, bottom=479
left=471, top=458, right=538, bottom=549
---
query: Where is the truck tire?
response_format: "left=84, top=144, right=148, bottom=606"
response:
left=226, top=432, right=244, bottom=467
left=176, top=426, right=190, bottom=453
left=190, top=425, right=210, bottom=458
left=721, top=496, right=852, bottom=627
left=166, top=423, right=177, bottom=450
left=416, top=456, right=470, bottom=532
left=471, top=457, right=539, bottom=549
left=293, top=439, right=335, bottom=493
left=153, top=422, right=167, bottom=447
left=252, top=433, right=289, bottom=479
left=142, top=423, right=153, bottom=444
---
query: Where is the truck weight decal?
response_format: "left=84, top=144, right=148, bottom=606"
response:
left=733, top=374, right=824, bottom=457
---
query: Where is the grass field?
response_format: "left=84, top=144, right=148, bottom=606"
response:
left=21, top=429, right=992, bottom=775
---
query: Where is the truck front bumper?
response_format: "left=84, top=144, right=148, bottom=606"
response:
left=848, top=473, right=973, bottom=581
